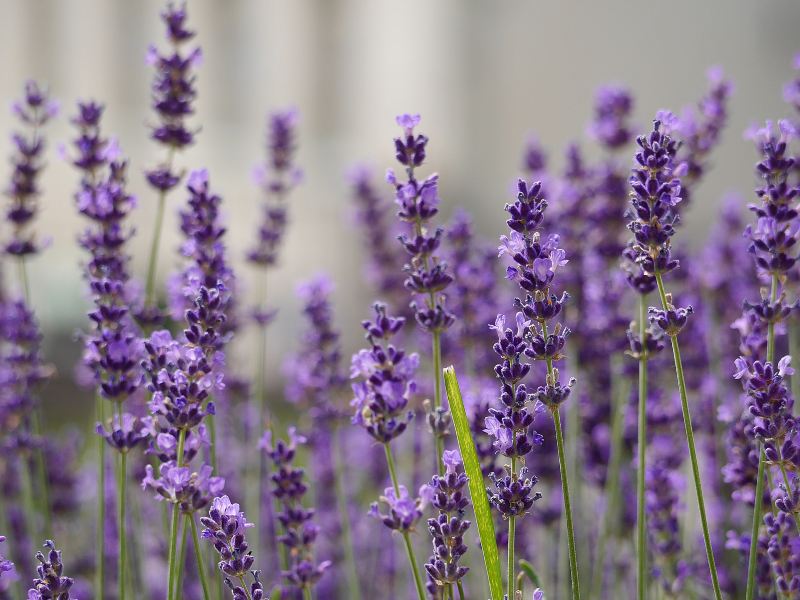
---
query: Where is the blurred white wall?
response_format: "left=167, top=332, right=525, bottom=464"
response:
left=0, top=0, right=798, bottom=399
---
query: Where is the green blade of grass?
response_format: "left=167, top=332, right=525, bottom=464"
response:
left=518, top=559, right=542, bottom=589
left=444, top=366, right=503, bottom=600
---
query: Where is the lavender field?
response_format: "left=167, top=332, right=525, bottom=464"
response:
left=1, top=2, right=800, bottom=599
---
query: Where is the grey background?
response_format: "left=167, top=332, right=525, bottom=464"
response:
left=1, top=0, right=798, bottom=422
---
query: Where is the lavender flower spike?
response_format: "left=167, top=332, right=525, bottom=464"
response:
left=261, top=428, right=331, bottom=594
left=0, top=536, right=14, bottom=584
left=4, top=80, right=58, bottom=264
left=28, top=540, right=74, bottom=600
left=625, top=119, right=722, bottom=599
left=389, top=113, right=455, bottom=474
left=201, top=495, right=264, bottom=599
left=424, top=449, right=471, bottom=597
left=143, top=1, right=201, bottom=314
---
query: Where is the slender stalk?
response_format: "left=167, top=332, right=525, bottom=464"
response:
left=118, top=451, right=128, bottom=600
left=95, top=396, right=106, bottom=597
left=383, top=443, right=426, bottom=600
left=333, top=427, right=361, bottom=600
left=636, top=293, right=648, bottom=600
left=551, top=407, right=581, bottom=600
left=654, top=272, right=722, bottom=600
left=189, top=514, right=211, bottom=600
left=175, top=519, right=189, bottom=595
left=507, top=455, right=517, bottom=600
left=432, top=330, right=445, bottom=475
left=457, top=580, right=466, bottom=600
left=303, top=587, right=312, bottom=600
left=508, top=514, right=516, bottom=600
left=143, top=149, right=175, bottom=309
left=745, top=453, right=766, bottom=600
left=167, top=428, right=186, bottom=600
left=746, top=273, right=779, bottom=600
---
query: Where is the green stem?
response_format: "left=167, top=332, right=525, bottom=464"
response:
left=654, top=272, right=722, bottom=600
left=637, top=293, right=648, bottom=600
left=175, top=517, right=189, bottom=595
left=303, top=587, right=312, bottom=600
left=508, top=455, right=517, bottom=600
left=746, top=273, right=779, bottom=600
left=333, top=427, right=361, bottom=600
left=552, top=407, right=581, bottom=600
left=457, top=580, right=466, bottom=600
left=432, top=330, right=445, bottom=475
left=118, top=451, right=127, bottom=600
left=144, top=149, right=175, bottom=308
left=167, top=428, right=186, bottom=600
left=208, top=413, right=218, bottom=474
left=95, top=397, right=106, bottom=597
left=745, top=451, right=766, bottom=600
left=383, top=443, right=426, bottom=600
left=189, top=514, right=211, bottom=600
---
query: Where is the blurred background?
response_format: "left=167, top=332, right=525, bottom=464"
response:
left=1, top=0, right=798, bottom=428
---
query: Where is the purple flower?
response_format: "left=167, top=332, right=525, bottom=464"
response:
left=168, top=169, right=237, bottom=344
left=349, top=165, right=408, bottom=313
left=424, top=450, right=471, bottom=590
left=142, top=461, right=224, bottom=513
left=350, top=303, right=418, bottom=444
left=390, top=114, right=455, bottom=334
left=4, top=81, right=57, bottom=258
left=95, top=412, right=150, bottom=453
left=145, top=2, right=200, bottom=192
left=622, top=120, right=683, bottom=293
left=28, top=540, right=74, bottom=599
left=0, top=536, right=14, bottom=584
left=262, top=428, right=330, bottom=593
left=589, top=85, right=634, bottom=150
left=200, top=495, right=265, bottom=599
left=370, top=485, right=430, bottom=532
left=283, top=276, right=345, bottom=420
left=247, top=109, right=302, bottom=269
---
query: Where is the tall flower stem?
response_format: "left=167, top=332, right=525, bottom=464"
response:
left=636, top=293, right=648, bottom=600
left=383, top=443, right=426, bottom=600
left=167, top=427, right=186, bottom=600
left=654, top=272, right=722, bottom=600
left=542, top=321, right=580, bottom=600
left=591, top=359, right=628, bottom=596
left=188, top=514, right=211, bottom=600
left=744, top=273, right=780, bottom=600
left=144, top=151, right=175, bottom=309
left=333, top=426, right=361, bottom=600
left=432, top=329, right=445, bottom=475
left=507, top=458, right=517, bottom=600
left=118, top=450, right=128, bottom=600
left=551, top=406, right=581, bottom=600
left=95, top=396, right=106, bottom=597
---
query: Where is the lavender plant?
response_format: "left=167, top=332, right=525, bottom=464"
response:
left=261, top=428, right=331, bottom=598
left=142, top=2, right=201, bottom=320
left=350, top=302, right=427, bottom=599
left=389, top=113, right=455, bottom=475
left=625, top=119, right=723, bottom=598
left=736, top=120, right=800, bottom=600
left=494, top=178, right=580, bottom=599
left=201, top=495, right=264, bottom=600
left=2, top=4, right=800, bottom=598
